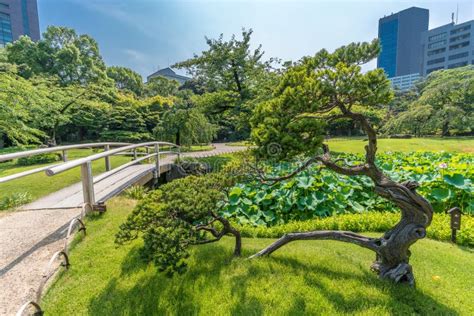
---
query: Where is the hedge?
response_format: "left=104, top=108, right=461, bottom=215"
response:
left=237, top=212, right=474, bottom=248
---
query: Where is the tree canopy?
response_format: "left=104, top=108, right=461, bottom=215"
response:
left=384, top=66, right=474, bottom=136
left=107, top=66, right=144, bottom=96
left=174, top=29, right=277, bottom=140
left=6, top=26, right=108, bottom=86
left=251, top=40, right=392, bottom=159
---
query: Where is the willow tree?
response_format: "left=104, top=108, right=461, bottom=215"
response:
left=250, top=40, right=433, bottom=286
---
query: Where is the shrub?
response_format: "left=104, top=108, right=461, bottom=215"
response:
left=0, top=192, right=32, bottom=210
left=116, top=173, right=241, bottom=275
left=17, top=153, right=61, bottom=166
left=236, top=212, right=474, bottom=248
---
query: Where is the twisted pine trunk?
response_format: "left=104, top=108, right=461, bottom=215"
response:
left=251, top=111, right=434, bottom=286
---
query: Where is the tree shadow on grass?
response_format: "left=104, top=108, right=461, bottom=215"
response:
left=271, top=256, right=458, bottom=315
left=87, top=243, right=457, bottom=315
left=88, top=244, right=233, bottom=315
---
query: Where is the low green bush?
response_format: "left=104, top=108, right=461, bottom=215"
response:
left=236, top=212, right=474, bottom=248
left=17, top=153, right=61, bottom=166
left=0, top=192, right=32, bottom=210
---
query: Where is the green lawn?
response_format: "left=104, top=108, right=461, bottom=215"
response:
left=42, top=197, right=474, bottom=315
left=0, top=149, right=132, bottom=206
left=326, top=137, right=474, bottom=153
left=181, top=144, right=214, bottom=152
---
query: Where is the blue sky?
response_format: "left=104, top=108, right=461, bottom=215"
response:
left=38, top=0, right=473, bottom=78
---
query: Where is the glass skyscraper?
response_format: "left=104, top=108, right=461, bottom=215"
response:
left=0, top=0, right=39, bottom=47
left=377, top=7, right=429, bottom=78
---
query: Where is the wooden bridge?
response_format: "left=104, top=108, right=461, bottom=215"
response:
left=0, top=142, right=246, bottom=211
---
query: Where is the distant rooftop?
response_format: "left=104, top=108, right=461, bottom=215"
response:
left=147, top=67, right=191, bottom=84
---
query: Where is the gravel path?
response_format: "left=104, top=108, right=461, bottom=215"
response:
left=0, top=143, right=247, bottom=315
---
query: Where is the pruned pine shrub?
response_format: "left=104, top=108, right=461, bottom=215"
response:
left=116, top=173, right=241, bottom=275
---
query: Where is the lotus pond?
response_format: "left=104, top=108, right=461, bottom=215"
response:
left=223, top=152, right=473, bottom=226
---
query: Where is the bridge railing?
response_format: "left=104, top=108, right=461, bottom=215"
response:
left=45, top=141, right=180, bottom=209
left=0, top=142, right=129, bottom=184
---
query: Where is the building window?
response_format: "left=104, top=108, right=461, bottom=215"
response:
left=0, top=3, right=9, bottom=9
left=428, top=40, right=447, bottom=49
left=378, top=18, right=398, bottom=78
left=427, top=47, right=446, bottom=56
left=429, top=32, right=447, bottom=42
left=448, top=52, right=469, bottom=61
left=450, top=24, right=471, bottom=35
left=427, top=57, right=445, bottom=65
left=450, top=33, right=470, bottom=43
left=448, top=61, right=468, bottom=69
left=0, top=12, right=12, bottom=46
left=449, top=41, right=470, bottom=50
left=21, top=0, right=30, bottom=36
left=426, top=66, right=445, bottom=74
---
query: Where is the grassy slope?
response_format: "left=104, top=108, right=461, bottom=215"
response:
left=326, top=137, right=474, bottom=153
left=0, top=149, right=131, bottom=202
left=42, top=197, right=474, bottom=315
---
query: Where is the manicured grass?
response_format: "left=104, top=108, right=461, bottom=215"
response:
left=326, top=137, right=474, bottom=153
left=0, top=149, right=132, bottom=206
left=42, top=197, right=474, bottom=315
left=226, top=141, right=254, bottom=147
left=181, top=144, right=214, bottom=152
left=182, top=154, right=234, bottom=172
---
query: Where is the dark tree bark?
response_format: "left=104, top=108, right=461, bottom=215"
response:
left=251, top=106, right=433, bottom=287
left=195, top=214, right=242, bottom=257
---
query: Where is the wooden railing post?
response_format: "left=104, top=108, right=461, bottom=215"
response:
left=133, top=149, right=138, bottom=160
left=154, top=143, right=160, bottom=178
left=104, top=145, right=111, bottom=171
left=81, top=162, right=95, bottom=207
left=62, top=150, right=68, bottom=162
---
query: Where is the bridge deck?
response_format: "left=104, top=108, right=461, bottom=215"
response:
left=21, top=163, right=165, bottom=210
left=20, top=143, right=247, bottom=210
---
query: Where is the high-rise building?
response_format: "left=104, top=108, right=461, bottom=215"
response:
left=0, top=0, right=40, bottom=47
left=377, top=7, right=429, bottom=84
left=421, top=20, right=474, bottom=76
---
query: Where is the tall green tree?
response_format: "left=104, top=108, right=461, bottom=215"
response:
left=101, top=94, right=152, bottom=142
left=6, top=26, right=108, bottom=86
left=144, top=76, right=179, bottom=97
left=384, top=66, right=474, bottom=136
left=0, top=66, right=46, bottom=146
left=107, top=66, right=144, bottom=96
left=250, top=40, right=434, bottom=286
left=154, top=94, right=216, bottom=146
left=174, top=29, right=276, bottom=139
